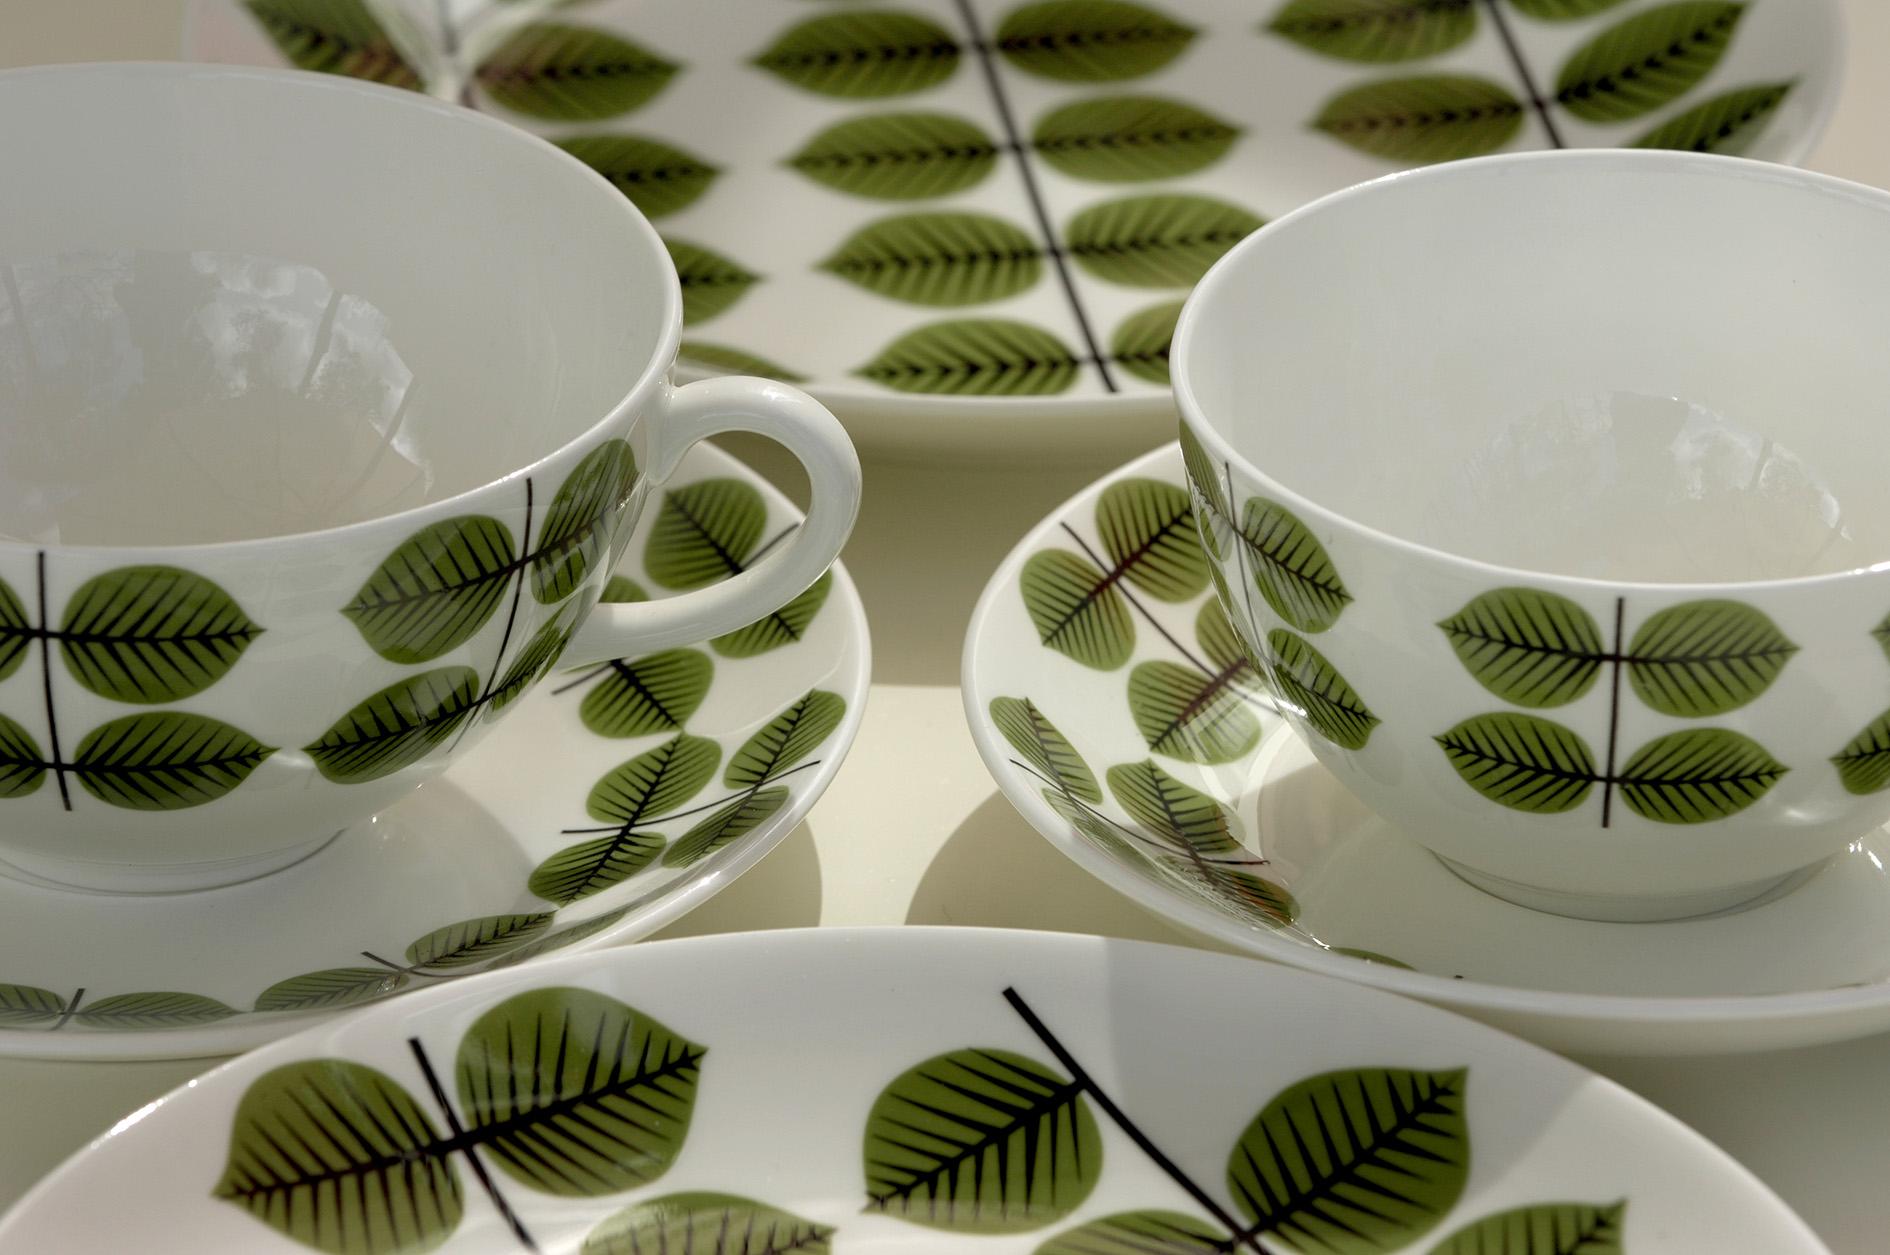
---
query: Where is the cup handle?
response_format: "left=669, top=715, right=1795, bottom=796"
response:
left=562, top=375, right=862, bottom=667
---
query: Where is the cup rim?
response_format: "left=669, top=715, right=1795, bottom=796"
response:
left=1172, top=147, right=1890, bottom=597
left=0, top=61, right=683, bottom=557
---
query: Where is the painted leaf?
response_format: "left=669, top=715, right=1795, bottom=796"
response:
left=456, top=987, right=705, bottom=1195
left=72, top=992, right=237, bottom=1029
left=789, top=111, right=1000, bottom=199
left=1129, top=660, right=1262, bottom=762
left=1020, top=549, right=1133, bottom=670
left=679, top=341, right=809, bottom=383
left=1228, top=1067, right=1468, bottom=1251
left=580, top=649, right=714, bottom=736
left=668, top=239, right=761, bottom=326
left=1110, top=300, right=1183, bottom=384
left=1430, top=1201, right=1626, bottom=1254
left=583, top=1192, right=834, bottom=1255
left=529, top=830, right=665, bottom=905
left=864, top=1047, right=1100, bottom=1231
left=343, top=515, right=518, bottom=664
left=856, top=319, right=1081, bottom=396
left=304, top=667, right=480, bottom=784
left=1197, top=599, right=1257, bottom=675
left=712, top=570, right=833, bottom=658
left=604, top=576, right=647, bottom=603
left=72, top=713, right=274, bottom=810
left=1833, top=710, right=1890, bottom=795
left=405, top=911, right=553, bottom=970
left=994, top=0, right=1197, bottom=82
left=241, top=0, right=420, bottom=88
left=664, top=787, right=789, bottom=867
left=1032, top=96, right=1240, bottom=181
left=0, top=578, right=25, bottom=685
left=1631, top=81, right=1793, bottom=155
left=484, top=613, right=577, bottom=719
left=1616, top=728, right=1785, bottom=823
left=989, top=696, right=1103, bottom=802
left=1179, top=423, right=1232, bottom=551
left=534, top=439, right=639, bottom=603
left=557, top=135, right=719, bottom=219
left=1267, top=629, right=1379, bottom=750
left=1186, top=861, right=1298, bottom=927
left=0, top=714, right=46, bottom=800
left=646, top=478, right=765, bottom=590
left=1313, top=74, right=1523, bottom=161
left=1045, top=788, right=1144, bottom=865
left=476, top=22, right=678, bottom=120
left=58, top=566, right=262, bottom=704
left=253, top=968, right=410, bottom=1013
left=0, top=984, right=62, bottom=1026
left=752, top=11, right=962, bottom=98
left=1436, top=712, right=1598, bottom=813
left=725, top=690, right=847, bottom=787
left=820, top=212, right=1044, bottom=306
left=213, top=1060, right=458, bottom=1255
left=588, top=734, right=722, bottom=823
left=486, top=905, right=634, bottom=971
left=1037, top=1209, right=1228, bottom=1254
left=1267, top=0, right=1478, bottom=63
left=1507, top=0, right=1632, bottom=17
left=1625, top=599, right=1796, bottom=716
left=1107, top=760, right=1241, bottom=855
left=1554, top=1, right=1747, bottom=123
left=1097, top=478, right=1207, bottom=601
left=1065, top=194, right=1263, bottom=288
left=1438, top=588, right=1604, bottom=709
left=1238, top=496, right=1351, bottom=632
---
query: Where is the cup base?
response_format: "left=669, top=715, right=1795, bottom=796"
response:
left=0, top=830, right=345, bottom=896
left=1435, top=855, right=1831, bottom=923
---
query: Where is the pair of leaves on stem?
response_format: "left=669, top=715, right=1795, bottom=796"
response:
left=854, top=304, right=1183, bottom=395
left=0, top=986, right=237, bottom=1030
left=1825, top=613, right=1890, bottom=796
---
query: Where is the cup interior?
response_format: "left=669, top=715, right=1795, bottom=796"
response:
left=1179, top=152, right=1890, bottom=585
left=0, top=65, right=670, bottom=547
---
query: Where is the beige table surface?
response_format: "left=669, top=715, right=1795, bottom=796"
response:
left=5, top=1, right=1890, bottom=1248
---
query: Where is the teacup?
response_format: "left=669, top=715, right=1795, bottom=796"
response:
left=1175, top=150, right=1890, bottom=922
left=0, top=65, right=860, bottom=893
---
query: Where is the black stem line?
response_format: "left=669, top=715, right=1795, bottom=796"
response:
left=551, top=662, right=615, bottom=695
left=1480, top=0, right=1565, bottom=148
left=407, top=1038, right=538, bottom=1251
left=48, top=988, right=84, bottom=1033
left=950, top=0, right=1117, bottom=393
left=1059, top=522, right=1213, bottom=675
left=36, top=553, right=69, bottom=810
left=456, top=478, right=535, bottom=753
left=558, top=761, right=823, bottom=834
left=1002, top=988, right=1265, bottom=1253
left=1222, top=460, right=1272, bottom=673
left=1601, top=595, right=1624, bottom=827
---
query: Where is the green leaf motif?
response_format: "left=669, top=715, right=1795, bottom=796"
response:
left=242, top=0, right=420, bottom=88
left=1228, top=1067, right=1469, bottom=1252
left=1616, top=728, right=1785, bottom=823
left=1429, top=1201, right=1626, bottom=1254
left=484, top=613, right=577, bottom=720
left=1438, top=588, right=1604, bottom=709
left=1037, top=1210, right=1228, bottom=1254
left=456, top=987, right=705, bottom=1195
left=476, top=22, right=679, bottom=120
left=664, top=787, right=789, bottom=868
left=580, top=649, right=715, bottom=737
left=305, top=667, right=479, bottom=784
left=821, top=212, right=1044, bottom=307
left=1267, top=629, right=1379, bottom=750
left=995, top=0, right=1196, bottom=82
left=1197, top=599, right=1256, bottom=674
left=1267, top=0, right=1478, bottom=63
left=712, top=571, right=833, bottom=658
left=1033, top=96, right=1241, bottom=181
left=604, top=576, right=647, bottom=603
left=1507, top=0, right=1632, bottom=18
left=1631, top=81, right=1793, bottom=155
left=1314, top=75, right=1524, bottom=162
left=1238, top=496, right=1352, bottom=632
left=788, top=112, right=999, bottom=200
left=0, top=984, right=62, bottom=1026
left=1065, top=194, right=1264, bottom=288
left=1097, top=478, right=1207, bottom=601
left=1179, top=424, right=1232, bottom=554
left=855, top=320, right=1081, bottom=396
left=990, top=696, right=1103, bottom=803
left=213, top=1060, right=458, bottom=1255
left=253, top=968, right=410, bottom=1014
left=343, top=515, right=518, bottom=664
left=58, top=566, right=263, bottom=704
left=1021, top=550, right=1133, bottom=670
left=588, top=734, right=722, bottom=823
left=668, top=239, right=761, bottom=326
left=1437, top=712, right=1597, bottom=814
left=1129, top=660, right=1262, bottom=762
left=73, top=992, right=237, bottom=1029
left=646, top=478, right=766, bottom=590
left=752, top=11, right=961, bottom=98
left=583, top=1193, right=833, bottom=1255
left=529, top=830, right=665, bottom=905
left=1110, top=300, right=1183, bottom=384
left=406, top=912, right=553, bottom=970
left=557, top=135, right=718, bottom=219
left=1554, top=1, right=1747, bottom=123
left=0, top=578, right=29, bottom=684
left=726, top=690, right=847, bottom=787
left=0, top=714, right=46, bottom=800
left=534, top=439, right=639, bottom=604
left=1625, top=599, right=1796, bottom=716
left=73, top=712, right=274, bottom=811
left=679, top=341, right=809, bottom=384
left=485, top=906, right=634, bottom=971
left=1833, top=710, right=1890, bottom=795
left=864, top=1047, right=1100, bottom=1231
left=1108, top=760, right=1241, bottom=855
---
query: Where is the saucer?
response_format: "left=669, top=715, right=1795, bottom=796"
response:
left=187, top=0, right=1842, bottom=453
left=0, top=442, right=868, bottom=1062
left=964, top=444, right=1890, bottom=1056
left=0, top=927, right=1826, bottom=1253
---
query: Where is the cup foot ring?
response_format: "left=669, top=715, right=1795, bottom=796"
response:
left=1435, top=855, right=1831, bottom=923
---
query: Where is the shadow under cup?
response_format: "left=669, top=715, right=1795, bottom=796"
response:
left=1175, top=151, right=1890, bottom=921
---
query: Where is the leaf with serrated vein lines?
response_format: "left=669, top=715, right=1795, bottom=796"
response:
left=752, top=11, right=961, bottom=98
left=254, top=968, right=410, bottom=1013
left=344, top=515, right=517, bottom=664
left=59, top=566, right=264, bottom=703
left=821, top=212, right=1043, bottom=306
left=1266, top=0, right=1477, bottom=63
left=713, top=571, right=833, bottom=658
left=1313, top=74, right=1523, bottom=161
left=1439, top=587, right=1604, bottom=708
left=1130, top=660, right=1261, bottom=763
left=1631, top=81, right=1793, bottom=154
left=485, top=613, right=578, bottom=720
left=0, top=714, right=46, bottom=799
left=726, top=690, right=846, bottom=787
left=1066, top=194, right=1263, bottom=288
left=1430, top=1200, right=1626, bottom=1254
left=855, top=319, right=1081, bottom=396
left=668, top=239, right=760, bottom=326
left=679, top=341, right=808, bottom=384
left=0, top=984, right=62, bottom=1026
left=646, top=479, right=765, bottom=590
left=1179, top=425, right=1232, bottom=554
left=242, top=0, right=420, bottom=88
left=990, top=697, right=1102, bottom=802
left=533, top=439, right=639, bottom=604
left=1833, top=710, right=1890, bottom=795
left=1110, top=300, right=1183, bottom=384
left=407, top=912, right=552, bottom=969
left=74, top=992, right=237, bottom=1029
left=1033, top=96, right=1240, bottom=181
left=789, top=112, right=999, bottom=199
left=305, top=667, right=479, bottom=784
left=1038, top=1209, right=1228, bottom=1254
left=1097, top=478, right=1207, bottom=601
left=530, top=830, right=665, bottom=905
left=1238, top=497, right=1351, bottom=632
left=73, top=712, right=274, bottom=810
left=1197, top=600, right=1255, bottom=673
left=1266, top=629, right=1378, bottom=750
left=581, top=648, right=714, bottom=736
left=1554, top=1, right=1746, bottom=122
left=588, top=734, right=720, bottom=823
left=1618, top=728, right=1784, bottom=822
left=1509, top=0, right=1631, bottom=16
left=995, top=0, right=1196, bottom=82
left=486, top=906, right=634, bottom=971
left=1108, top=759, right=1241, bottom=854
left=0, top=577, right=26, bottom=684
left=1625, top=599, right=1795, bottom=716
left=557, top=135, right=717, bottom=219
left=664, top=788, right=789, bottom=868
left=1021, top=550, right=1133, bottom=670
left=583, top=1192, right=834, bottom=1254
left=1437, top=712, right=1597, bottom=813
left=476, top=22, right=678, bottom=120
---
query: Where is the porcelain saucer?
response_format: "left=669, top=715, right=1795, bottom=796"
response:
left=964, top=444, right=1890, bottom=1056
left=0, top=442, right=869, bottom=1061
